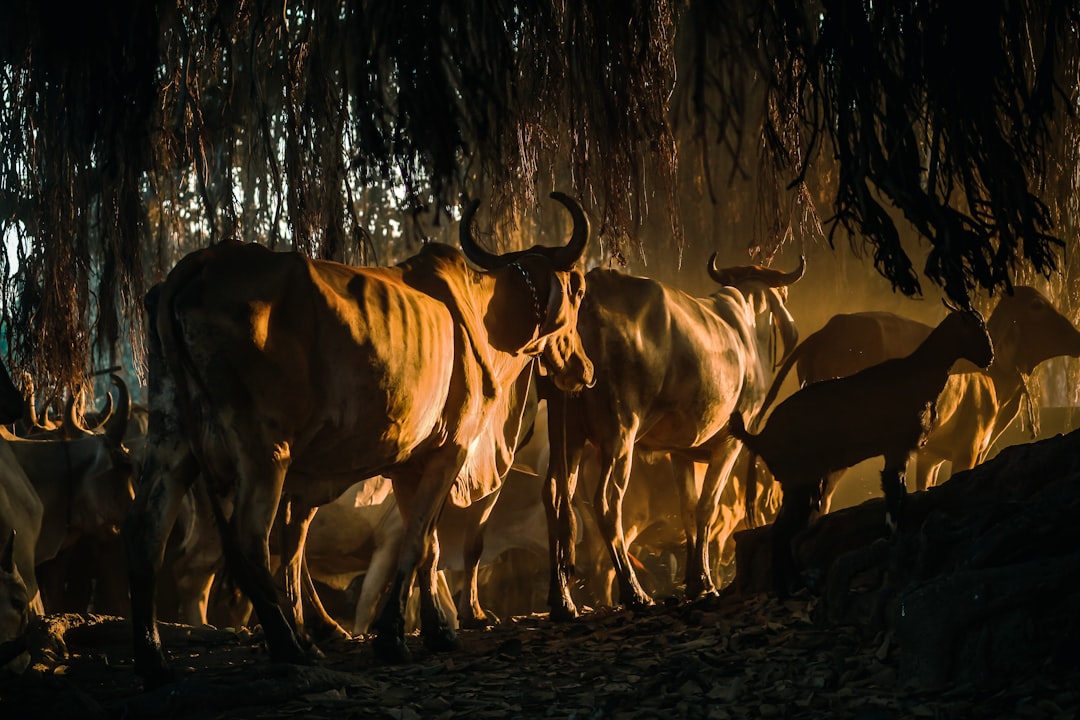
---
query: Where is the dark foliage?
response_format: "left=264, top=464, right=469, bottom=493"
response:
left=0, top=0, right=1077, bottom=393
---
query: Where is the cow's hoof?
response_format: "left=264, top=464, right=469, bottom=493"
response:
left=422, top=627, right=462, bottom=653
left=308, top=620, right=351, bottom=643
left=685, top=578, right=716, bottom=600
left=458, top=612, right=498, bottom=630
left=373, top=634, right=412, bottom=664
left=548, top=604, right=579, bottom=622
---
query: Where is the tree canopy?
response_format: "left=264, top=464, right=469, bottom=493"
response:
left=1, top=0, right=1078, bottom=395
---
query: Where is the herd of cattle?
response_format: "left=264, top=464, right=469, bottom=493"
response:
left=1, top=193, right=1079, bottom=686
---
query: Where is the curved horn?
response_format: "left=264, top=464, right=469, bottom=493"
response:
left=458, top=199, right=502, bottom=270
left=707, top=252, right=727, bottom=284
left=775, top=255, right=807, bottom=287
left=17, top=371, right=37, bottom=431
left=708, top=254, right=807, bottom=288
left=549, top=192, right=590, bottom=269
left=103, top=373, right=131, bottom=447
left=64, top=388, right=96, bottom=438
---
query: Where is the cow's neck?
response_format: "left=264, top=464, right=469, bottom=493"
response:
left=483, top=270, right=544, bottom=358
left=985, top=349, right=1032, bottom=442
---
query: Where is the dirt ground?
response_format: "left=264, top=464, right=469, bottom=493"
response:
left=2, top=589, right=1077, bottom=719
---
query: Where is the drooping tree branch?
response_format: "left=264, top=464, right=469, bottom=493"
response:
left=0, top=0, right=681, bottom=393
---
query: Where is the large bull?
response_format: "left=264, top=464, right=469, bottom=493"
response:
left=124, top=193, right=594, bottom=686
left=544, top=256, right=803, bottom=617
left=748, top=285, right=1080, bottom=514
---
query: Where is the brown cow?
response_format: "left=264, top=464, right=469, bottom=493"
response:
left=543, top=256, right=803, bottom=618
left=162, top=465, right=555, bottom=636
left=124, top=193, right=593, bottom=686
left=315, top=466, right=553, bottom=635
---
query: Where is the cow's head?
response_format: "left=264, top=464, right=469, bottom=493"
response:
left=987, top=286, right=1080, bottom=375
left=72, top=439, right=137, bottom=539
left=460, top=192, right=594, bottom=392
left=708, top=254, right=806, bottom=362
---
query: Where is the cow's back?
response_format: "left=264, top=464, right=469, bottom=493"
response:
left=578, top=269, right=746, bottom=451
left=160, top=242, right=457, bottom=494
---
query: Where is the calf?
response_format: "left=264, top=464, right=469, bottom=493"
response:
left=729, top=310, right=994, bottom=595
left=748, top=286, right=1080, bottom=513
left=310, top=465, right=553, bottom=634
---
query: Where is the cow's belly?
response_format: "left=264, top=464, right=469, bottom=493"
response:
left=637, top=386, right=738, bottom=451
left=637, top=349, right=744, bottom=450
left=286, top=300, right=457, bottom=478
left=638, top=408, right=731, bottom=451
left=288, top=376, right=452, bottom=479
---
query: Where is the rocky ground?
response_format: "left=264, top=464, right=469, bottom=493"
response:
left=0, top=589, right=1077, bottom=719
left=4, top=430, right=1080, bottom=719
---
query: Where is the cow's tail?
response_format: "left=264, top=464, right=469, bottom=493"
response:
left=729, top=410, right=763, bottom=528
left=154, top=251, right=205, bottom=408
left=153, top=243, right=235, bottom=455
left=741, top=332, right=810, bottom=529
left=753, top=331, right=811, bottom=432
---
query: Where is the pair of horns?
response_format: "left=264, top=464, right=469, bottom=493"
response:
left=459, top=192, right=589, bottom=271
left=707, top=253, right=807, bottom=288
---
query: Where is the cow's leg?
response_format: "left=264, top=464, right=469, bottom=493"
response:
left=542, top=396, right=587, bottom=620
left=222, top=455, right=310, bottom=665
left=818, top=470, right=845, bottom=514
left=770, top=481, right=817, bottom=598
left=170, top=492, right=219, bottom=626
left=668, top=454, right=699, bottom=561
left=685, top=438, right=740, bottom=598
left=300, top=556, right=351, bottom=640
left=457, top=490, right=500, bottom=629
left=595, top=433, right=652, bottom=609
left=124, top=443, right=198, bottom=687
left=913, top=449, right=951, bottom=493
left=276, top=498, right=324, bottom=646
left=352, top=520, right=403, bottom=635
left=373, top=451, right=464, bottom=663
left=415, top=528, right=462, bottom=651
left=176, top=566, right=214, bottom=626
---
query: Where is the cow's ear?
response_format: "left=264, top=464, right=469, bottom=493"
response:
left=568, top=267, right=585, bottom=302
left=0, top=530, right=14, bottom=574
left=763, top=288, right=799, bottom=364
left=538, top=271, right=569, bottom=337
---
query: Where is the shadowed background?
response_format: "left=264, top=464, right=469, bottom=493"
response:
left=0, top=0, right=1077, bottom=409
